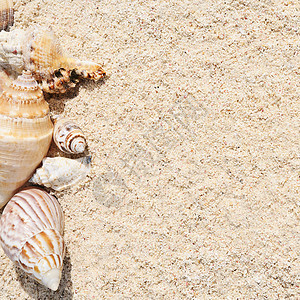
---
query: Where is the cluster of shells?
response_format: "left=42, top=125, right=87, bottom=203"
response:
left=0, top=0, right=105, bottom=291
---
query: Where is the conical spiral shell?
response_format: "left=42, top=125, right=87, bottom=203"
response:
left=0, top=71, right=53, bottom=208
left=0, top=0, right=14, bottom=31
left=0, top=26, right=106, bottom=93
left=29, top=156, right=91, bottom=191
left=0, top=187, right=65, bottom=291
left=53, top=117, right=87, bottom=154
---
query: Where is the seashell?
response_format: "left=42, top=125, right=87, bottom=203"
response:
left=0, top=70, right=53, bottom=208
left=29, top=156, right=91, bottom=191
left=0, top=187, right=65, bottom=291
left=0, top=26, right=106, bottom=93
left=53, top=116, right=87, bottom=154
left=0, top=0, right=14, bottom=31
left=0, top=28, right=25, bottom=73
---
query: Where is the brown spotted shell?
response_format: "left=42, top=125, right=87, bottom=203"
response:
left=0, top=187, right=65, bottom=291
left=53, top=117, right=87, bottom=154
left=0, top=70, right=53, bottom=208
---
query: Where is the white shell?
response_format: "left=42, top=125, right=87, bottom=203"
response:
left=0, top=188, right=65, bottom=291
left=29, top=156, right=91, bottom=191
left=53, top=117, right=87, bottom=154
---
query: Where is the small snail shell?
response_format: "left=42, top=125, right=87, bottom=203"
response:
left=0, top=187, right=65, bottom=291
left=29, top=156, right=91, bottom=191
left=0, top=70, right=53, bottom=208
left=0, top=0, right=14, bottom=31
left=53, top=117, right=87, bottom=154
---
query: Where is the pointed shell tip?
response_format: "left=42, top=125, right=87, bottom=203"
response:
left=41, top=268, right=61, bottom=291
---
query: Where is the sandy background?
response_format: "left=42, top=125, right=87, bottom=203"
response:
left=0, top=0, right=299, bottom=299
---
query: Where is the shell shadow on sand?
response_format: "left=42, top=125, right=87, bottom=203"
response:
left=45, top=83, right=80, bottom=116
left=16, top=250, right=73, bottom=300
left=45, top=73, right=108, bottom=116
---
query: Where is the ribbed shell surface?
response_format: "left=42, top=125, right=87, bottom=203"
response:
left=0, top=71, right=53, bottom=208
left=53, top=118, right=86, bottom=154
left=0, top=188, right=65, bottom=289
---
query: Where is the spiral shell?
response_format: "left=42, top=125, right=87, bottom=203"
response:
left=0, top=0, right=14, bottom=31
left=0, top=70, right=53, bottom=208
left=0, top=187, right=65, bottom=291
left=53, top=117, right=87, bottom=154
left=29, top=156, right=91, bottom=191
left=0, top=26, right=106, bottom=93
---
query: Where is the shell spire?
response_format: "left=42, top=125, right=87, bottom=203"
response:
left=0, top=187, right=65, bottom=291
left=0, top=71, right=53, bottom=208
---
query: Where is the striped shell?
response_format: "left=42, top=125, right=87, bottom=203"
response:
left=0, top=187, right=65, bottom=291
left=29, top=156, right=91, bottom=191
left=0, top=70, right=53, bottom=208
left=0, top=26, right=106, bottom=93
left=0, top=0, right=14, bottom=31
left=53, top=117, right=87, bottom=154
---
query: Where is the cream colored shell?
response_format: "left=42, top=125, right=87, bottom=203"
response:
left=53, top=116, right=87, bottom=154
left=29, top=156, right=91, bottom=191
left=0, top=70, right=53, bottom=208
left=0, top=26, right=106, bottom=93
left=0, top=187, right=65, bottom=291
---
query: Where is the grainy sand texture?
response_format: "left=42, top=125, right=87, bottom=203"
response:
left=0, top=0, right=299, bottom=299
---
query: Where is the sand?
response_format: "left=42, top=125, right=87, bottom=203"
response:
left=0, top=0, right=299, bottom=299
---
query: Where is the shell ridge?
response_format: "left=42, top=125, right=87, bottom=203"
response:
left=28, top=189, right=58, bottom=230
left=50, top=194, right=64, bottom=234
left=21, top=235, right=45, bottom=261
left=17, top=228, right=64, bottom=264
left=20, top=228, right=63, bottom=247
left=1, top=226, right=62, bottom=264
left=11, top=197, right=45, bottom=232
left=40, top=192, right=61, bottom=229
left=34, top=233, right=64, bottom=263
left=16, top=192, right=50, bottom=230
left=16, top=191, right=61, bottom=234
left=24, top=231, right=54, bottom=259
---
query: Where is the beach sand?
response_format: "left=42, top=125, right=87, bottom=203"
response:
left=0, top=0, right=299, bottom=299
